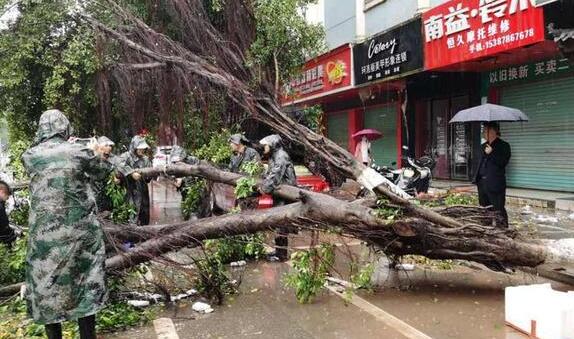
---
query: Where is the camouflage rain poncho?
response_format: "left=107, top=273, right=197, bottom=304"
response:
left=22, top=110, right=111, bottom=324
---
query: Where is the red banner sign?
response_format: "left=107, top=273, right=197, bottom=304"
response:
left=423, top=0, right=545, bottom=70
left=281, top=45, right=352, bottom=105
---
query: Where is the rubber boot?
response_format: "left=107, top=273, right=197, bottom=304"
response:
left=45, top=323, right=62, bottom=339
left=78, top=315, right=96, bottom=339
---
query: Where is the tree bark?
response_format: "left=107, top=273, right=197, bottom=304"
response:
left=103, top=188, right=549, bottom=272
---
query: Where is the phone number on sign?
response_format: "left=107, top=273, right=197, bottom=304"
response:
left=472, top=28, right=536, bottom=53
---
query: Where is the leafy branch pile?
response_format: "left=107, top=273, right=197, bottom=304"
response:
left=284, top=243, right=335, bottom=304
left=105, top=175, right=136, bottom=224
left=181, top=179, right=207, bottom=220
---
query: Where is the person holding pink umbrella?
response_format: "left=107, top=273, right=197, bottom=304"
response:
left=352, top=128, right=382, bottom=166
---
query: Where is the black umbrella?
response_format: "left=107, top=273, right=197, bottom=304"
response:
left=449, top=103, right=529, bottom=123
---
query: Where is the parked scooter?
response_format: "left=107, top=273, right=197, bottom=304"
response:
left=395, top=147, right=436, bottom=196
left=359, top=146, right=436, bottom=197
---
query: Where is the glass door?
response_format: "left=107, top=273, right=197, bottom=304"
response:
left=449, top=95, right=471, bottom=180
left=431, top=99, right=450, bottom=179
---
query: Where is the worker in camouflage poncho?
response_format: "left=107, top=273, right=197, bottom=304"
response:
left=119, top=135, right=152, bottom=225
left=22, top=110, right=112, bottom=339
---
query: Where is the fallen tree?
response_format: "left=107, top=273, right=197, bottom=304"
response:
left=101, top=162, right=562, bottom=272
left=2, top=161, right=572, bottom=298
left=4, top=0, right=573, bottom=297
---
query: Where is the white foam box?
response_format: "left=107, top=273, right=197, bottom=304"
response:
left=505, top=283, right=574, bottom=339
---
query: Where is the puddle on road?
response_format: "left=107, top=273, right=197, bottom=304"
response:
left=363, top=255, right=572, bottom=339
left=510, top=205, right=574, bottom=240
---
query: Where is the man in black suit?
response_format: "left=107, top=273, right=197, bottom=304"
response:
left=473, top=122, right=511, bottom=227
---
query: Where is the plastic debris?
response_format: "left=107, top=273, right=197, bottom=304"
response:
left=192, top=302, right=213, bottom=313
left=170, top=294, right=185, bottom=302
left=186, top=289, right=198, bottom=296
left=568, top=213, right=574, bottom=221
left=127, top=300, right=150, bottom=307
left=19, top=284, right=26, bottom=300
left=520, top=205, right=534, bottom=215
left=230, top=260, right=247, bottom=267
left=395, top=263, right=415, bottom=271
left=535, top=215, right=559, bottom=223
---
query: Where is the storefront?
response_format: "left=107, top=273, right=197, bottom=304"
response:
left=281, top=44, right=355, bottom=151
left=352, top=18, right=424, bottom=167
left=487, top=57, right=574, bottom=192
left=418, top=0, right=566, bottom=186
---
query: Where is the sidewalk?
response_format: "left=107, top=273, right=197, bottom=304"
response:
left=432, top=180, right=574, bottom=211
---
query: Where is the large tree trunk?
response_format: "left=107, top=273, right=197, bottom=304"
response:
left=103, top=163, right=552, bottom=272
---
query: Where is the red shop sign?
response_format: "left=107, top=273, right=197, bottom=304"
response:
left=423, top=0, right=545, bottom=70
left=281, top=44, right=352, bottom=105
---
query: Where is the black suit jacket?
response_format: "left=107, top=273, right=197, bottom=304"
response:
left=473, top=138, right=511, bottom=193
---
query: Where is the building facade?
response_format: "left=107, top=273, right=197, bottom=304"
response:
left=286, top=0, right=574, bottom=193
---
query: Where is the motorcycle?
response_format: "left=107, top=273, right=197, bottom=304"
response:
left=359, top=146, right=436, bottom=198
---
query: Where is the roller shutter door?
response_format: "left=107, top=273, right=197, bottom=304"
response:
left=327, top=111, right=349, bottom=150
left=500, top=76, right=574, bottom=192
left=364, top=105, right=398, bottom=167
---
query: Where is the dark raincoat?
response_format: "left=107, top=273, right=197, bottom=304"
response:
left=260, top=135, right=296, bottom=194
left=22, top=110, right=112, bottom=324
left=92, top=154, right=125, bottom=212
left=229, top=147, right=261, bottom=174
left=119, top=136, right=152, bottom=225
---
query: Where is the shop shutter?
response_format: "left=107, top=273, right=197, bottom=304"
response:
left=364, top=105, right=398, bottom=167
left=500, top=76, right=574, bottom=192
left=327, top=111, right=349, bottom=150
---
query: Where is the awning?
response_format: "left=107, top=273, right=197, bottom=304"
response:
left=548, top=24, right=574, bottom=42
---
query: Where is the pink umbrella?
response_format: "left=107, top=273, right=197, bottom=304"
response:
left=352, top=128, right=382, bottom=141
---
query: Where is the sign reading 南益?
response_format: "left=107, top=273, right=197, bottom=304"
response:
left=423, top=0, right=545, bottom=70
left=353, top=18, right=423, bottom=86
left=488, top=58, right=573, bottom=86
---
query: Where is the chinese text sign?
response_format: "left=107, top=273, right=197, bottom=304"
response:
left=423, top=0, right=545, bottom=70
left=281, top=46, right=352, bottom=104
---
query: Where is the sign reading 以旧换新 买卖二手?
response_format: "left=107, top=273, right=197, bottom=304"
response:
left=423, top=0, right=545, bottom=70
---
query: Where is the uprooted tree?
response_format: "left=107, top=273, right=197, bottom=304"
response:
left=99, top=162, right=569, bottom=272
left=1, top=1, right=572, bottom=299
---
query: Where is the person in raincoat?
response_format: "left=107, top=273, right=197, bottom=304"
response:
left=259, top=134, right=297, bottom=261
left=354, top=135, right=372, bottom=166
left=91, top=136, right=123, bottom=212
left=119, top=135, right=152, bottom=225
left=22, top=109, right=112, bottom=339
left=228, top=133, right=261, bottom=173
